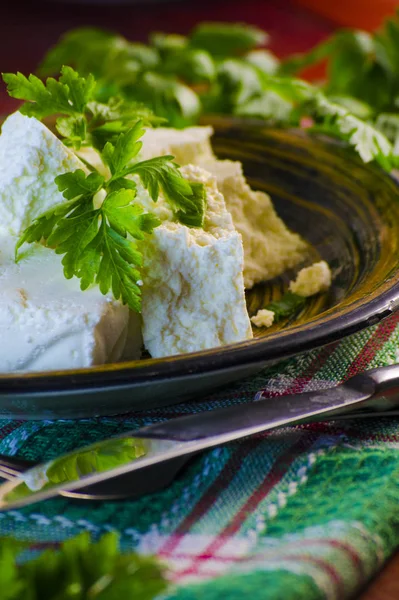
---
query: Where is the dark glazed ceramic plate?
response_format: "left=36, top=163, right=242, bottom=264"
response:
left=1, top=118, right=399, bottom=419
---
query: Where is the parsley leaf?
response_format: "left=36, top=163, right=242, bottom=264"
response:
left=102, top=120, right=145, bottom=178
left=151, top=31, right=188, bottom=55
left=15, top=169, right=160, bottom=312
left=279, top=17, right=399, bottom=114
left=163, top=48, right=216, bottom=84
left=0, top=532, right=167, bottom=600
left=375, top=112, right=399, bottom=148
left=126, top=71, right=201, bottom=128
left=264, top=292, right=307, bottom=323
left=100, top=122, right=207, bottom=226
left=2, top=71, right=77, bottom=118
left=2, top=66, right=160, bottom=151
left=309, top=94, right=396, bottom=170
left=127, top=156, right=205, bottom=226
left=245, top=49, right=279, bottom=76
left=55, top=169, right=105, bottom=199
left=14, top=119, right=206, bottom=310
left=236, top=91, right=293, bottom=121
left=217, top=58, right=264, bottom=111
left=39, top=27, right=160, bottom=84
left=190, top=22, right=268, bottom=57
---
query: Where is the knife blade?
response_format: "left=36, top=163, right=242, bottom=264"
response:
left=1, top=363, right=399, bottom=509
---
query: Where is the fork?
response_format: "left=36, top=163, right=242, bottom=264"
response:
left=0, top=452, right=189, bottom=500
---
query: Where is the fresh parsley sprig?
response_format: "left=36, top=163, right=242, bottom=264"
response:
left=36, top=24, right=273, bottom=128
left=263, top=292, right=307, bottom=323
left=14, top=117, right=206, bottom=311
left=102, top=120, right=207, bottom=226
left=3, top=66, right=163, bottom=150
left=15, top=167, right=158, bottom=312
left=0, top=531, right=167, bottom=600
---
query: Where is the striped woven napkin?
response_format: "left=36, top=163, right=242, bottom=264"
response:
left=2, top=313, right=399, bottom=599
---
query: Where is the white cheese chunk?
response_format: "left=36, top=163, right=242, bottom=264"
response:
left=138, top=164, right=253, bottom=358
left=289, top=261, right=332, bottom=297
left=251, top=309, right=275, bottom=328
left=138, top=126, right=308, bottom=289
left=0, top=239, right=132, bottom=372
left=140, top=126, right=214, bottom=165
left=0, top=112, right=86, bottom=236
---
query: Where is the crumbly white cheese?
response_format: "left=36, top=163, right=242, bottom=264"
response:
left=289, top=261, right=332, bottom=297
left=0, top=238, right=133, bottom=372
left=251, top=309, right=275, bottom=328
left=137, top=164, right=253, bottom=358
left=138, top=126, right=308, bottom=289
left=0, top=112, right=86, bottom=236
left=201, top=159, right=308, bottom=288
left=140, top=126, right=214, bottom=165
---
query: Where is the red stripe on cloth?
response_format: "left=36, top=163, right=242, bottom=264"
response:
left=279, top=553, right=345, bottom=596
left=178, top=553, right=345, bottom=596
left=161, top=317, right=399, bottom=567
left=175, top=432, right=316, bottom=580
left=344, top=313, right=399, bottom=380
left=300, top=420, right=399, bottom=442
left=0, top=421, right=24, bottom=439
left=328, top=539, right=364, bottom=579
left=159, top=437, right=265, bottom=556
left=168, top=537, right=364, bottom=578
left=264, top=342, right=340, bottom=398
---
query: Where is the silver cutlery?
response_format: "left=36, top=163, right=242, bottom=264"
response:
left=2, top=363, right=399, bottom=508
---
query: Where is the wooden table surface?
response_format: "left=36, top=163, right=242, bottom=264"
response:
left=1, top=1, right=398, bottom=597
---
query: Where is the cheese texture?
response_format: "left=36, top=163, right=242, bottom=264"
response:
left=0, top=112, right=86, bottom=236
left=0, top=113, right=138, bottom=372
left=140, top=126, right=214, bottom=165
left=201, top=159, right=308, bottom=288
left=138, top=126, right=308, bottom=288
left=0, top=239, right=131, bottom=372
left=251, top=309, right=275, bottom=328
left=137, top=164, right=253, bottom=358
left=289, top=261, right=332, bottom=297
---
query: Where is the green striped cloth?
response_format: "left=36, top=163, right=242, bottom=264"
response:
left=2, top=313, right=399, bottom=599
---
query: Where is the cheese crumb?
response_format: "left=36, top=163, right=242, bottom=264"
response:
left=289, top=261, right=332, bottom=297
left=251, top=309, right=275, bottom=328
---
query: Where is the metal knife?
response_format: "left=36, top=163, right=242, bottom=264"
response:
left=2, top=363, right=399, bottom=510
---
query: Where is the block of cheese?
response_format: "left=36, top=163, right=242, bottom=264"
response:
left=0, top=113, right=139, bottom=371
left=137, top=164, right=253, bottom=358
left=139, top=126, right=308, bottom=289
left=0, top=239, right=131, bottom=372
left=140, top=126, right=215, bottom=165
left=0, top=112, right=85, bottom=236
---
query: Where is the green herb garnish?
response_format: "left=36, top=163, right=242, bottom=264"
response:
left=35, top=19, right=399, bottom=171
left=3, top=66, right=162, bottom=150
left=0, top=532, right=167, bottom=600
left=12, top=118, right=205, bottom=312
left=264, top=292, right=307, bottom=323
left=3, top=68, right=206, bottom=312
left=189, top=22, right=268, bottom=57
